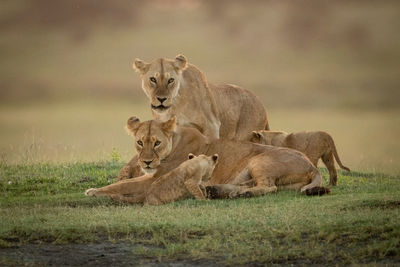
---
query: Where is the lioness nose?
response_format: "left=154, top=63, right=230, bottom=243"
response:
left=143, top=160, right=153, bottom=166
left=157, top=97, right=167, bottom=103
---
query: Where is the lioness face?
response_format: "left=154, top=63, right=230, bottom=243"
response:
left=126, top=116, right=177, bottom=174
left=133, top=55, right=188, bottom=114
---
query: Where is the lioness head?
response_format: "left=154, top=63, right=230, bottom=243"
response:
left=188, top=153, right=219, bottom=181
left=133, top=54, right=188, bottom=114
left=126, top=116, right=177, bottom=174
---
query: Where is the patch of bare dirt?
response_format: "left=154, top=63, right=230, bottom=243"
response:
left=0, top=241, right=214, bottom=266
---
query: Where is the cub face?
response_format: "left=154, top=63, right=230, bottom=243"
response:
left=133, top=54, right=188, bottom=114
left=126, top=116, right=177, bottom=174
left=250, top=131, right=267, bottom=144
left=188, top=153, right=219, bottom=181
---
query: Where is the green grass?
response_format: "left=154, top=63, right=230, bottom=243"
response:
left=1, top=162, right=399, bottom=265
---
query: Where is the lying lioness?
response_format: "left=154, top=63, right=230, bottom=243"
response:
left=250, top=130, right=350, bottom=186
left=85, top=116, right=330, bottom=203
left=145, top=153, right=218, bottom=205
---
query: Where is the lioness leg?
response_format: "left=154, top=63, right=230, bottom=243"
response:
left=238, top=184, right=278, bottom=197
left=322, top=152, right=338, bottom=186
left=85, top=174, right=155, bottom=198
left=109, top=194, right=146, bottom=204
left=239, top=161, right=283, bottom=197
left=279, top=182, right=308, bottom=191
left=300, top=172, right=323, bottom=192
left=144, top=194, right=163, bottom=206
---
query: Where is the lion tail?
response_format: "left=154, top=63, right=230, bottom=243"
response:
left=326, top=134, right=350, bottom=172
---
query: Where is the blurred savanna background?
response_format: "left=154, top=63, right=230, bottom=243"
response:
left=0, top=0, right=399, bottom=174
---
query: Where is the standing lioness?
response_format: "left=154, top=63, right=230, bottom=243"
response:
left=133, top=54, right=269, bottom=141
left=250, top=130, right=350, bottom=185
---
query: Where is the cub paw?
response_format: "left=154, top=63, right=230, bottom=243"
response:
left=85, top=188, right=98, bottom=196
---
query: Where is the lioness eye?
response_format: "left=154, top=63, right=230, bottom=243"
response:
left=168, top=78, right=174, bottom=84
left=150, top=77, right=157, bottom=83
left=154, top=140, right=161, bottom=147
left=137, top=140, right=143, bottom=146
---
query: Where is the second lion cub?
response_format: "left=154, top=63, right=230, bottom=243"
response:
left=250, top=130, right=350, bottom=186
left=145, top=153, right=218, bottom=205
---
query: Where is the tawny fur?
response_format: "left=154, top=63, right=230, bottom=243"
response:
left=250, top=130, right=350, bottom=186
left=85, top=117, right=330, bottom=202
left=133, top=54, right=269, bottom=141
left=145, top=154, right=218, bottom=205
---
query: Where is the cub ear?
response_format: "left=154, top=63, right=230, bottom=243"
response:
left=133, top=58, right=150, bottom=74
left=125, top=116, right=141, bottom=135
left=188, top=153, right=195, bottom=160
left=173, top=54, right=187, bottom=71
left=212, top=154, right=219, bottom=163
left=162, top=116, right=177, bottom=134
left=252, top=131, right=261, bottom=139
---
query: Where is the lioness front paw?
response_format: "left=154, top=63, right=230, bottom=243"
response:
left=85, top=188, right=98, bottom=196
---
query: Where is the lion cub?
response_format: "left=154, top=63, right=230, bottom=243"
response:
left=145, top=153, right=218, bottom=205
left=250, top=130, right=350, bottom=186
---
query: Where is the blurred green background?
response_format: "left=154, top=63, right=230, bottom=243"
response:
left=0, top=0, right=399, bottom=174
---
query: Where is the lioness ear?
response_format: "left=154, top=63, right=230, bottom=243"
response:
left=188, top=153, right=195, bottom=160
left=212, top=154, right=218, bottom=163
left=133, top=58, right=150, bottom=74
left=173, top=54, right=187, bottom=71
left=125, top=116, right=141, bottom=135
left=252, top=131, right=261, bottom=139
left=162, top=116, right=177, bottom=134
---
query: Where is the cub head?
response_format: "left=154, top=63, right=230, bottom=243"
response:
left=250, top=130, right=285, bottom=145
left=126, top=116, right=177, bottom=174
left=187, top=153, right=219, bottom=181
left=133, top=54, right=188, bottom=114
left=250, top=131, right=266, bottom=144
